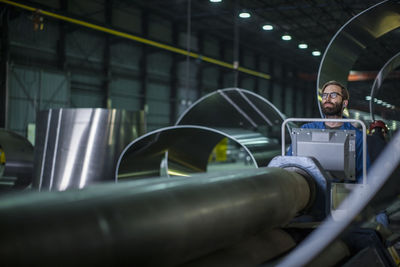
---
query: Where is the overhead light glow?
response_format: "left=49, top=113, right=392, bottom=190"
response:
left=365, top=96, right=371, bottom=100
left=312, top=50, right=321, bottom=56
left=262, top=24, right=273, bottom=31
left=209, top=0, right=222, bottom=2
left=377, top=100, right=383, bottom=104
left=239, top=12, right=251, bottom=18
left=298, top=43, right=308, bottom=49
left=281, top=34, right=291, bottom=41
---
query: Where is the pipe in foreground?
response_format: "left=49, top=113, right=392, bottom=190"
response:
left=0, top=167, right=311, bottom=266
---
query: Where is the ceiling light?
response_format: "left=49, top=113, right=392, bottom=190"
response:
left=298, top=43, right=308, bottom=49
left=365, top=96, right=371, bottom=100
left=209, top=0, right=222, bottom=2
left=312, top=50, right=321, bottom=56
left=239, top=12, right=251, bottom=18
left=262, top=24, right=273, bottom=31
left=281, top=34, right=291, bottom=41
left=377, top=100, right=383, bottom=104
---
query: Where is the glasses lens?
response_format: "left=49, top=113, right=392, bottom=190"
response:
left=330, top=92, right=338, bottom=99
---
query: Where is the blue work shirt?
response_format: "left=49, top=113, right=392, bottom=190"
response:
left=287, top=121, right=370, bottom=183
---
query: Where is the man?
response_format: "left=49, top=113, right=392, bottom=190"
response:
left=287, top=80, right=370, bottom=183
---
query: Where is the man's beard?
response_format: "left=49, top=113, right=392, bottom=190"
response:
left=322, top=101, right=343, bottom=116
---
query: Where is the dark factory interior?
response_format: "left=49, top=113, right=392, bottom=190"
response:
left=0, top=0, right=400, bottom=266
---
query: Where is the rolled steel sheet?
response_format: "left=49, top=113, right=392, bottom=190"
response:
left=0, top=167, right=311, bottom=266
left=116, top=125, right=260, bottom=180
left=176, top=88, right=285, bottom=130
left=0, top=129, right=33, bottom=188
left=317, top=0, right=400, bottom=117
left=177, top=88, right=286, bottom=167
left=370, top=51, right=400, bottom=121
left=33, top=108, right=145, bottom=191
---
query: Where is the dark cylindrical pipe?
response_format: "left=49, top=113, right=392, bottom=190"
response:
left=0, top=167, right=311, bottom=266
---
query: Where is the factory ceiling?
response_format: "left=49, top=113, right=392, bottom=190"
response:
left=120, top=0, right=399, bottom=73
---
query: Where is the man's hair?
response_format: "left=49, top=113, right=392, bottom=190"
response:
left=321, top=80, right=349, bottom=100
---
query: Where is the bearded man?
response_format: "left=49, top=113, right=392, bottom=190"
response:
left=287, top=80, right=370, bottom=182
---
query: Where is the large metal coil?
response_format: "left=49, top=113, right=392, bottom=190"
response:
left=317, top=0, right=400, bottom=117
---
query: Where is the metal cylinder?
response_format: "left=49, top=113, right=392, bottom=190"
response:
left=33, top=108, right=145, bottom=191
left=0, top=167, right=311, bottom=266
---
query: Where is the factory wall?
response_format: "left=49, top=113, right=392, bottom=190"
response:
left=1, top=0, right=318, bottom=137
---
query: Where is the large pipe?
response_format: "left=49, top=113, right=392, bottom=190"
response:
left=0, top=167, right=311, bottom=266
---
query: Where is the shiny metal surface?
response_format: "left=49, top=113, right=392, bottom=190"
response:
left=370, top=51, right=400, bottom=121
left=116, top=125, right=259, bottom=180
left=0, top=129, right=33, bottom=188
left=0, top=167, right=311, bottom=266
left=317, top=0, right=400, bottom=117
left=33, top=108, right=145, bottom=191
left=176, top=88, right=285, bottom=130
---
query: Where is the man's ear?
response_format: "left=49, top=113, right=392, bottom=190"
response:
left=343, top=100, right=348, bottom=108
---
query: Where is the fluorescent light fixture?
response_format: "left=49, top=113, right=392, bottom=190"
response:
left=377, top=100, right=383, bottom=104
left=262, top=24, right=274, bottom=31
left=281, top=34, right=291, bottom=41
left=312, top=50, right=321, bottom=56
left=382, top=101, right=387, bottom=105
left=209, top=0, right=222, bottom=2
left=392, top=106, right=396, bottom=109
left=298, top=43, right=308, bottom=49
left=374, top=98, right=378, bottom=102
left=365, top=96, right=371, bottom=100
left=239, top=12, right=251, bottom=18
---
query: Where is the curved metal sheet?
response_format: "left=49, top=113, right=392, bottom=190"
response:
left=176, top=88, right=285, bottom=130
left=0, top=129, right=33, bottom=188
left=317, top=0, right=400, bottom=117
left=176, top=88, right=285, bottom=167
left=116, top=125, right=262, bottom=180
left=370, top=51, right=400, bottom=120
left=33, top=108, right=146, bottom=191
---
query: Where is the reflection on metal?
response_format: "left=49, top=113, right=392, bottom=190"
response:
left=176, top=88, right=285, bottom=130
left=317, top=0, right=400, bottom=117
left=0, top=129, right=33, bottom=188
left=33, top=108, right=145, bottom=191
left=116, top=126, right=259, bottom=180
left=0, top=167, right=311, bottom=266
left=177, top=88, right=285, bottom=167
left=370, top=51, right=400, bottom=121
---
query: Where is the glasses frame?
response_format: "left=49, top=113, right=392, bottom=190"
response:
left=321, top=92, right=343, bottom=100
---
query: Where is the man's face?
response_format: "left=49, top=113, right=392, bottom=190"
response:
left=321, top=84, right=348, bottom=116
